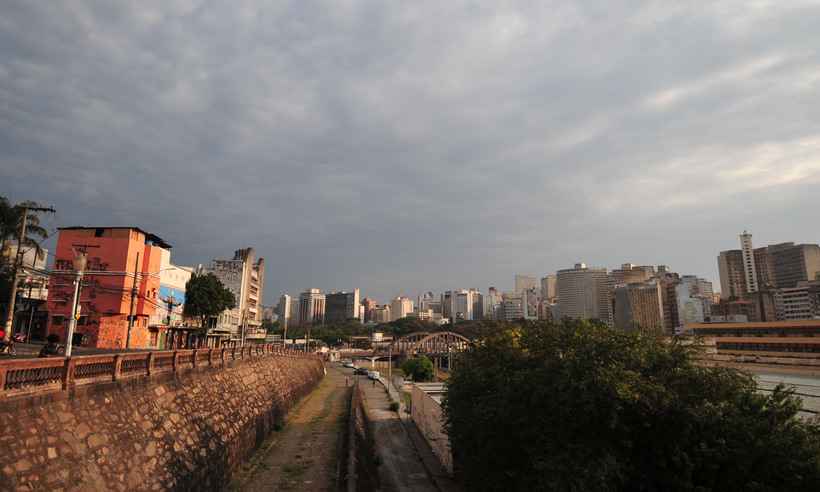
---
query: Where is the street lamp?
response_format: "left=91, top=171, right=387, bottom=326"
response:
left=65, top=250, right=87, bottom=357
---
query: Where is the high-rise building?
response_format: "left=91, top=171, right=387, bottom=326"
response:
left=207, top=248, right=266, bottom=341
left=390, top=296, right=414, bottom=321
left=612, top=281, right=664, bottom=334
left=278, top=294, right=294, bottom=331
left=324, top=289, right=361, bottom=323
left=540, top=275, right=557, bottom=302
left=740, top=231, right=759, bottom=294
left=46, top=227, right=170, bottom=349
left=361, top=297, right=377, bottom=323
left=500, top=292, right=524, bottom=321
left=484, top=287, right=503, bottom=320
left=373, top=305, right=391, bottom=323
left=418, top=292, right=442, bottom=314
left=719, top=233, right=820, bottom=300
left=718, top=250, right=747, bottom=300
left=514, top=275, right=538, bottom=294
left=299, top=289, right=326, bottom=325
left=521, top=287, right=539, bottom=320
left=656, top=271, right=681, bottom=334
left=609, top=264, right=654, bottom=287
left=556, top=263, right=611, bottom=325
left=441, top=289, right=481, bottom=321
left=676, top=275, right=713, bottom=330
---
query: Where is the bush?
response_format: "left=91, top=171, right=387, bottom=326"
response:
left=444, top=319, right=820, bottom=491
left=401, top=356, right=434, bottom=382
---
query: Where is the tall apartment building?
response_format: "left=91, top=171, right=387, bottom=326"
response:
left=299, top=289, right=326, bottom=325
left=540, top=275, right=557, bottom=302
left=609, top=264, right=654, bottom=287
left=719, top=233, right=820, bottom=299
left=441, top=289, right=481, bottom=321
left=207, top=248, right=266, bottom=341
left=418, top=292, right=442, bottom=314
left=46, top=227, right=169, bottom=349
left=740, top=231, right=759, bottom=294
left=656, top=271, right=681, bottom=334
left=361, top=297, right=377, bottom=323
left=514, top=275, right=538, bottom=294
left=556, top=263, right=611, bottom=325
left=277, top=294, right=294, bottom=331
left=676, top=275, right=713, bottom=330
left=390, top=296, right=414, bottom=321
left=500, top=292, right=524, bottom=321
left=483, top=287, right=503, bottom=320
left=373, top=305, right=391, bottom=323
left=325, top=289, right=361, bottom=323
left=612, top=281, right=664, bottom=333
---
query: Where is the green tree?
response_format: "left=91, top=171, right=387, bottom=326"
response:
left=401, top=356, right=434, bottom=381
left=444, top=319, right=820, bottom=491
left=183, top=273, right=236, bottom=332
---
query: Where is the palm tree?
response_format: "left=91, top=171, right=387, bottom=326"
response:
left=0, top=196, right=50, bottom=265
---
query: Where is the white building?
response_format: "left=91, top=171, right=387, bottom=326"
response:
left=207, top=248, right=266, bottom=341
left=514, top=275, right=538, bottom=294
left=149, top=248, right=193, bottom=329
left=299, top=288, right=326, bottom=325
left=373, top=305, right=391, bottom=323
left=676, top=276, right=713, bottom=330
left=483, top=287, right=503, bottom=320
left=390, top=296, right=414, bottom=321
left=740, top=231, right=759, bottom=294
left=556, top=263, right=612, bottom=325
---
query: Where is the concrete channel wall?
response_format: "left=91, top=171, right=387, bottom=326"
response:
left=0, top=349, right=324, bottom=491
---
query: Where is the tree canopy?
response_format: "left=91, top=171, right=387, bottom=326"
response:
left=0, top=196, right=51, bottom=261
left=183, top=273, right=236, bottom=330
left=401, top=355, right=434, bottom=382
left=444, top=319, right=820, bottom=491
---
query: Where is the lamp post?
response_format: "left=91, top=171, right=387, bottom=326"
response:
left=65, top=250, right=87, bottom=357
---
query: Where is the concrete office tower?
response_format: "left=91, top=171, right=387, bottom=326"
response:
left=361, top=297, right=377, bottom=322
left=484, top=287, right=503, bottom=320
left=208, top=248, right=266, bottom=341
left=299, top=289, right=326, bottom=325
left=769, top=243, right=820, bottom=288
left=676, top=275, right=713, bottom=331
left=514, top=275, right=538, bottom=294
left=418, top=292, right=442, bottom=314
left=540, top=275, right=557, bottom=302
left=325, top=289, right=361, bottom=323
left=373, top=305, right=391, bottom=323
left=718, top=249, right=747, bottom=300
left=740, top=231, right=759, bottom=294
left=775, top=280, right=820, bottom=320
left=500, top=292, right=524, bottom=321
left=277, top=294, right=293, bottom=330
left=556, top=263, right=612, bottom=325
left=390, top=296, right=414, bottom=321
left=613, top=281, right=664, bottom=334
left=441, top=289, right=481, bottom=321
left=521, top=288, right=540, bottom=320
left=610, top=264, right=654, bottom=287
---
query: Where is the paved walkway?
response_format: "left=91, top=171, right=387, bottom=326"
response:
left=359, top=376, right=439, bottom=492
left=232, top=366, right=349, bottom=491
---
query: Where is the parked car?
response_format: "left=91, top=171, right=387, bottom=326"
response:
left=343, top=362, right=355, bottom=369
left=354, top=367, right=369, bottom=375
left=367, top=371, right=380, bottom=380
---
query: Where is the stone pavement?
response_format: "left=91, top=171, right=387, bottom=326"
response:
left=359, top=376, right=439, bottom=492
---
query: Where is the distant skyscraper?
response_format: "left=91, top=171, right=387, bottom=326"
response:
left=718, top=249, right=747, bottom=300
left=278, top=294, right=293, bottom=331
left=325, top=289, right=361, bottom=323
left=361, top=297, right=377, bottom=322
left=484, top=287, right=503, bottom=320
left=556, top=263, right=611, bottom=325
left=514, top=275, right=538, bottom=294
left=540, top=275, right=557, bottom=302
left=299, top=289, right=326, bottom=325
left=390, top=296, right=414, bottom=321
left=740, top=231, right=759, bottom=294
left=500, top=292, right=524, bottom=321
left=613, top=281, right=664, bottom=333
left=373, top=305, right=391, bottom=323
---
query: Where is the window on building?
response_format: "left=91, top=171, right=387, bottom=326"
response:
left=94, top=228, right=104, bottom=237
left=52, top=315, right=65, bottom=326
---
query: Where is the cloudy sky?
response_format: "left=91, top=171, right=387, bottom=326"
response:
left=3, top=1, right=820, bottom=304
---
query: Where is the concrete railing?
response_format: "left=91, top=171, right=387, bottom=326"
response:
left=0, top=344, right=317, bottom=400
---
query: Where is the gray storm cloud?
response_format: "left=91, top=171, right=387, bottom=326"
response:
left=2, top=0, right=819, bottom=303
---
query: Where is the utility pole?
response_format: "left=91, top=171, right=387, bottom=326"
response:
left=3, top=204, right=55, bottom=341
left=125, top=253, right=140, bottom=350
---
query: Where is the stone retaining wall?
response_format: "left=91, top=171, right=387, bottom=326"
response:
left=0, top=354, right=324, bottom=491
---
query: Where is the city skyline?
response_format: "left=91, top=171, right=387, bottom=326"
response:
left=3, top=2, right=820, bottom=304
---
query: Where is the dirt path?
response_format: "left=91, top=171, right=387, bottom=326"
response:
left=231, top=366, right=350, bottom=492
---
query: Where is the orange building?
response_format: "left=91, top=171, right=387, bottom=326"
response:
left=47, top=227, right=171, bottom=349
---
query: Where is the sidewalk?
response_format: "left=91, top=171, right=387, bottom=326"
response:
left=360, top=378, right=438, bottom=492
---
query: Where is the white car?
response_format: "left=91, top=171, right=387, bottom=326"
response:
left=367, top=371, right=380, bottom=380
left=343, top=362, right=355, bottom=369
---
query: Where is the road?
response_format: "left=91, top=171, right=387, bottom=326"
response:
left=231, top=365, right=350, bottom=491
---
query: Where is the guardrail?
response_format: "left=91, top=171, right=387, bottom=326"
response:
left=0, top=345, right=316, bottom=400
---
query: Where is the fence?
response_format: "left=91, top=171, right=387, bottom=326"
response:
left=0, top=345, right=316, bottom=400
